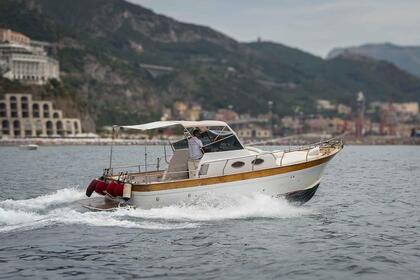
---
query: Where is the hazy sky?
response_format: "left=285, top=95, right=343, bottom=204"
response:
left=128, top=0, right=420, bottom=57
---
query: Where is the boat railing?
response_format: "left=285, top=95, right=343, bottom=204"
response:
left=105, top=157, right=166, bottom=176
left=284, top=136, right=343, bottom=153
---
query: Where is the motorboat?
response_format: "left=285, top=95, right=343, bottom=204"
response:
left=82, top=120, right=343, bottom=210
left=19, top=144, right=39, bottom=150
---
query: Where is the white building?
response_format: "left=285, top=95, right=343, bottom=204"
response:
left=0, top=93, right=82, bottom=138
left=0, top=28, right=59, bottom=85
left=316, top=99, right=336, bottom=111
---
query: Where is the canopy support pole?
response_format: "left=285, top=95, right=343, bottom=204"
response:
left=109, top=125, right=118, bottom=171
left=144, top=145, right=148, bottom=172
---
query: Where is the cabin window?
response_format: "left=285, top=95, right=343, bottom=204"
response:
left=251, top=158, right=264, bottom=165
left=199, top=164, right=209, bottom=175
left=231, top=161, right=245, bottom=168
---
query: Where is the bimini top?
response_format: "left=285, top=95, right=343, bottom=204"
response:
left=120, top=120, right=229, bottom=131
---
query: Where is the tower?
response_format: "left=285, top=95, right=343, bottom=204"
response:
left=355, top=91, right=365, bottom=137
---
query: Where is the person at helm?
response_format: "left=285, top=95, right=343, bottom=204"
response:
left=188, top=128, right=203, bottom=160
left=187, top=128, right=203, bottom=178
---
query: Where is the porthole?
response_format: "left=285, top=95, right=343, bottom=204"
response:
left=251, top=158, right=264, bottom=165
left=231, top=161, right=245, bottom=168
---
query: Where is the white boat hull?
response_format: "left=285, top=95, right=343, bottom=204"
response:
left=130, top=162, right=327, bottom=208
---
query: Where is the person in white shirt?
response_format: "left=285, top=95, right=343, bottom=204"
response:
left=188, top=129, right=203, bottom=159
left=187, top=129, right=203, bottom=178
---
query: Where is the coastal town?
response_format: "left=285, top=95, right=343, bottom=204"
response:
left=1, top=28, right=420, bottom=145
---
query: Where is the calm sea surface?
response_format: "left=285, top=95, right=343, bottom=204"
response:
left=0, top=145, right=419, bottom=279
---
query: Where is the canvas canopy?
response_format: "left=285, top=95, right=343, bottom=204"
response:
left=120, top=120, right=229, bottom=131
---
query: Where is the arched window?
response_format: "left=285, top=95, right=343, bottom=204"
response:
left=56, top=121, right=64, bottom=136
left=46, top=121, right=53, bottom=136
left=32, top=103, right=40, bottom=118
left=66, top=121, right=73, bottom=135
left=53, top=112, right=59, bottom=119
left=21, top=96, right=29, bottom=117
left=43, top=104, right=50, bottom=118
left=74, top=121, right=79, bottom=133
left=2, top=120, right=9, bottom=135
left=35, top=120, right=42, bottom=136
left=0, top=103, right=6, bottom=117
left=10, top=96, right=17, bottom=117
left=13, top=120, right=20, bottom=136
left=13, top=120, right=20, bottom=128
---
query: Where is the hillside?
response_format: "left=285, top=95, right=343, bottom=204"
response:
left=327, top=43, right=420, bottom=77
left=1, top=0, right=420, bottom=131
left=248, top=42, right=420, bottom=106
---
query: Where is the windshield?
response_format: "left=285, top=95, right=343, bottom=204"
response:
left=202, top=133, right=243, bottom=153
left=171, top=127, right=243, bottom=152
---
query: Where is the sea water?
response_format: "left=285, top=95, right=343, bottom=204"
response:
left=0, top=145, right=419, bottom=279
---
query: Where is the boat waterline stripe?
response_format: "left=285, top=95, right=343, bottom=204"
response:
left=131, top=151, right=337, bottom=192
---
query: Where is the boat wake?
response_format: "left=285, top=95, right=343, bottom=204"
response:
left=0, top=188, right=314, bottom=233
left=115, top=194, right=313, bottom=221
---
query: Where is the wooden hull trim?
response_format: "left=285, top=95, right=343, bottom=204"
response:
left=132, top=151, right=338, bottom=192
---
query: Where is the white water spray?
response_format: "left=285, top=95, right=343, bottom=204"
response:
left=0, top=188, right=313, bottom=233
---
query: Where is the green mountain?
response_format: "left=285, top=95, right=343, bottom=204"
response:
left=1, top=0, right=420, bottom=131
left=327, top=43, right=420, bottom=77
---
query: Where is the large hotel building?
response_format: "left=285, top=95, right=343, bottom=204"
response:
left=0, top=28, right=59, bottom=85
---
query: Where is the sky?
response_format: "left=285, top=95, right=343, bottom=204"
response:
left=128, top=0, right=420, bottom=57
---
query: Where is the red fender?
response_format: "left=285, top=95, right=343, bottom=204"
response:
left=95, top=180, right=107, bottom=195
left=106, top=181, right=118, bottom=197
left=114, top=183, right=124, bottom=197
left=86, top=179, right=99, bottom=197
